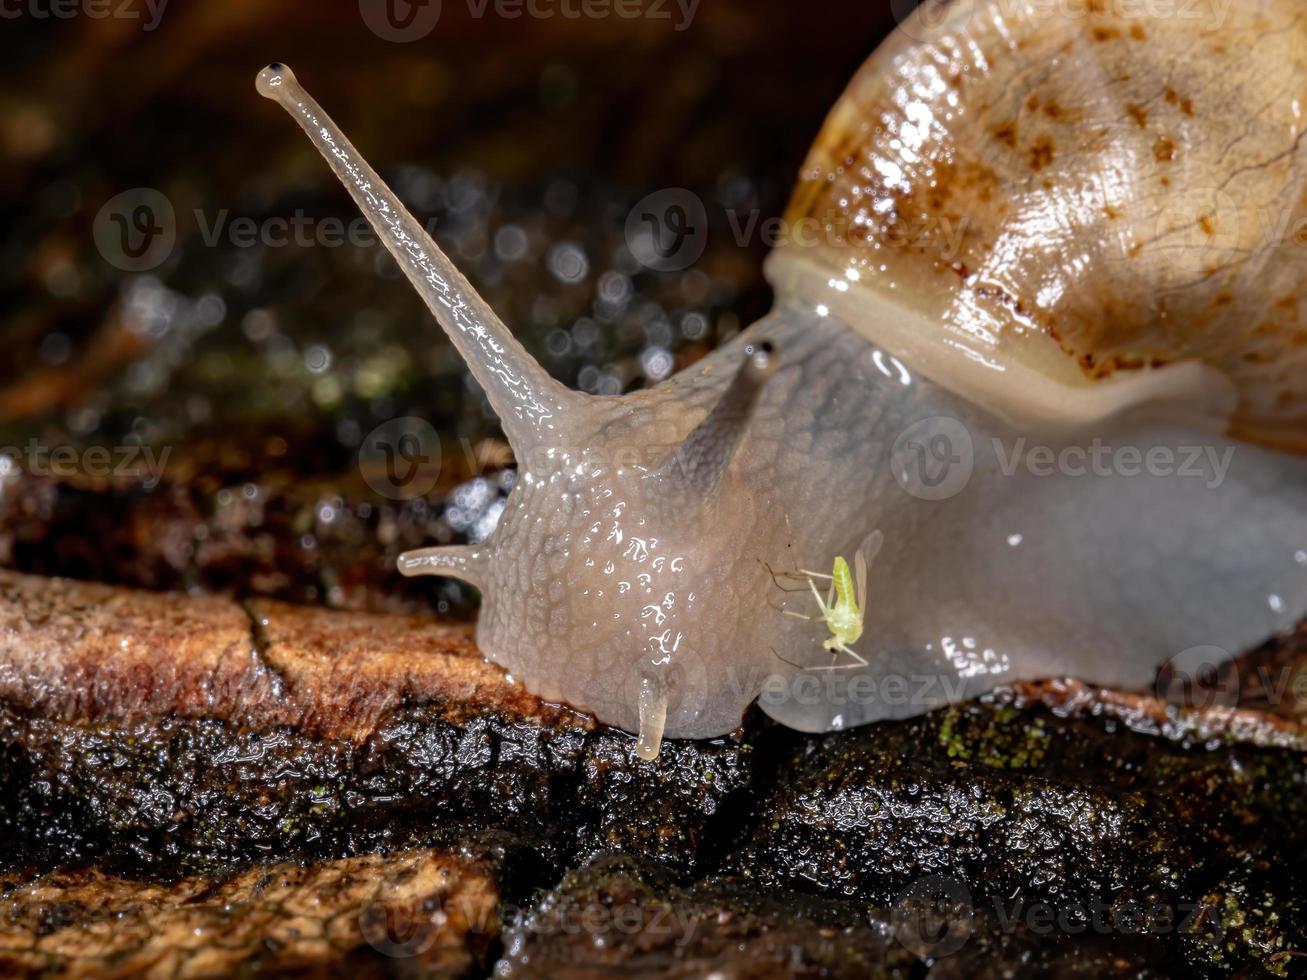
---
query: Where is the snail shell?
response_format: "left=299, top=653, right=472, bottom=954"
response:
left=770, top=0, right=1307, bottom=450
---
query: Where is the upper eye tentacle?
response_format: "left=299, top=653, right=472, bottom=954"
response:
left=656, top=340, right=779, bottom=497
left=256, top=63, right=582, bottom=454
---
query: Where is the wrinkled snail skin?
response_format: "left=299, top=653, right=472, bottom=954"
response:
left=257, top=0, right=1307, bottom=759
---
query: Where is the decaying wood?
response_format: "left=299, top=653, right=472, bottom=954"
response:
left=3, top=569, right=1303, bottom=747
left=2, top=570, right=1305, bottom=976
left=0, top=848, right=499, bottom=979
left=0, top=569, right=755, bottom=884
left=1006, top=676, right=1307, bottom=752
left=0, top=569, right=583, bottom=742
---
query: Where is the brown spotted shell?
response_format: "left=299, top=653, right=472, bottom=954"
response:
left=768, top=0, right=1307, bottom=450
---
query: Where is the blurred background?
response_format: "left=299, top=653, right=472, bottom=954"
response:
left=0, top=0, right=905, bottom=615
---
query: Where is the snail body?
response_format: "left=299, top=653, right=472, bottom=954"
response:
left=258, top=0, right=1307, bottom=759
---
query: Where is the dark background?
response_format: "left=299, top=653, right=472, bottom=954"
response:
left=0, top=0, right=907, bottom=610
left=0, top=0, right=905, bottom=456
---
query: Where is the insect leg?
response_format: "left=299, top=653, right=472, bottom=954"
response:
left=807, top=577, right=832, bottom=617
left=770, top=647, right=809, bottom=670
left=809, top=644, right=869, bottom=672
left=838, top=644, right=868, bottom=667
left=760, top=559, right=810, bottom=594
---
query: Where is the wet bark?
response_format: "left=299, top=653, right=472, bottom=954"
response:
left=1, top=567, right=1303, bottom=977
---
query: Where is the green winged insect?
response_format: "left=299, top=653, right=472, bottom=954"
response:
left=771, top=531, right=883, bottom=671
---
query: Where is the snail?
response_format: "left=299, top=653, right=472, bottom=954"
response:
left=257, top=0, right=1307, bottom=761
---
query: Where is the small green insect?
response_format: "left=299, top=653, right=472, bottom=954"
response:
left=777, top=530, right=884, bottom=671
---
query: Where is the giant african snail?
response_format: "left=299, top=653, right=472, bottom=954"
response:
left=258, top=0, right=1307, bottom=760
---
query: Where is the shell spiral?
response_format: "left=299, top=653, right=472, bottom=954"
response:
left=772, top=0, right=1307, bottom=450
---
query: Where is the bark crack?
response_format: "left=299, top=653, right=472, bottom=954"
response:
left=239, top=597, right=290, bottom=698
